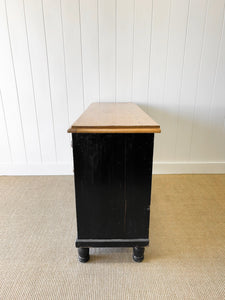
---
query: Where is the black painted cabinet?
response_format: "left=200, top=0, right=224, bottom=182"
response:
left=68, top=103, right=160, bottom=262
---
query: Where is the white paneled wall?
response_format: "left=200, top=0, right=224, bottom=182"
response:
left=0, top=0, right=225, bottom=175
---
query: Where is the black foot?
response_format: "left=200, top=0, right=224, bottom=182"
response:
left=78, top=247, right=89, bottom=263
left=133, top=247, right=145, bottom=262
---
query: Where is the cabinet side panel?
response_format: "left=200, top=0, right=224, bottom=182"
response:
left=72, top=133, right=125, bottom=239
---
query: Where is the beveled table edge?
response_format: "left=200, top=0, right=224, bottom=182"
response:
left=67, top=126, right=161, bottom=134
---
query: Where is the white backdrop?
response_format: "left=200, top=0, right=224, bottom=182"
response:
left=0, top=0, right=225, bottom=175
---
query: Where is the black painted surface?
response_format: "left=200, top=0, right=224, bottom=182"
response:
left=76, top=239, right=149, bottom=248
left=78, top=248, right=89, bottom=263
left=133, top=247, right=145, bottom=262
left=72, top=133, right=154, bottom=247
left=125, top=134, right=154, bottom=239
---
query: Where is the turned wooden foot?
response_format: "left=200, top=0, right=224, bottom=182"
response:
left=133, top=247, right=145, bottom=262
left=78, top=247, right=89, bottom=263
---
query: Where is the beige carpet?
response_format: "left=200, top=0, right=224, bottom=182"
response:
left=0, top=175, right=224, bottom=299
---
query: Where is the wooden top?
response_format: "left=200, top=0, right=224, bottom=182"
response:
left=68, top=103, right=161, bottom=133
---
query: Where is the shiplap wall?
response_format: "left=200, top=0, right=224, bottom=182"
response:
left=0, top=0, right=225, bottom=175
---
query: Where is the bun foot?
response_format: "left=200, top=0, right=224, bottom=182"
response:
left=78, top=247, right=89, bottom=263
left=133, top=247, right=145, bottom=262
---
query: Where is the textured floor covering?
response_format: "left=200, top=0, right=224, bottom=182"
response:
left=0, top=175, right=224, bottom=299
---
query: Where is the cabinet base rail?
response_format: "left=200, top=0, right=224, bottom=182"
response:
left=76, top=238, right=149, bottom=248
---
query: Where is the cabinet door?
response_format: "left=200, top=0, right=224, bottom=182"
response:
left=125, top=134, right=154, bottom=239
left=72, top=133, right=154, bottom=240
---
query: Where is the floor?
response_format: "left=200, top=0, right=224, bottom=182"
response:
left=0, top=175, right=224, bottom=299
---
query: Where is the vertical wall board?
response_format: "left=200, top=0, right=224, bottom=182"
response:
left=79, top=0, right=99, bottom=108
left=98, top=0, right=116, bottom=102
left=158, top=0, right=190, bottom=162
left=0, top=0, right=26, bottom=163
left=175, top=0, right=209, bottom=162
left=60, top=0, right=84, bottom=124
left=132, top=0, right=152, bottom=107
left=42, top=0, right=71, bottom=162
left=116, top=0, right=134, bottom=101
left=148, top=0, right=172, bottom=161
left=24, top=0, right=56, bottom=162
left=190, top=0, right=225, bottom=162
left=5, top=0, right=42, bottom=163
left=206, top=13, right=225, bottom=161
left=0, top=0, right=225, bottom=174
left=0, top=91, right=11, bottom=163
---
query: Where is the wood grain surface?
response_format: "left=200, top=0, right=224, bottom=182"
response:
left=68, top=103, right=161, bottom=133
